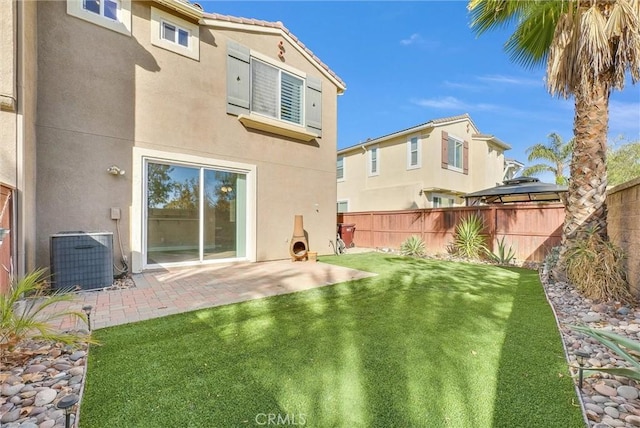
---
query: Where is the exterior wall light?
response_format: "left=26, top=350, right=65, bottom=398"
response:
left=107, top=165, right=125, bottom=176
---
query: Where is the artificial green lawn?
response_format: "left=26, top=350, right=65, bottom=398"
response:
left=80, top=254, right=584, bottom=427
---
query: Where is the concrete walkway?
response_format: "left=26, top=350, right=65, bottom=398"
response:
left=51, top=259, right=376, bottom=331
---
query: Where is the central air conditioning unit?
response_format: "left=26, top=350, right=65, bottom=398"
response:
left=50, top=232, right=114, bottom=291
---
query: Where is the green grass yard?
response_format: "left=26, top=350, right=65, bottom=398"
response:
left=80, top=253, right=583, bottom=427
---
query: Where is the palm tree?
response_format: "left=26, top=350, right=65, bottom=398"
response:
left=468, top=0, right=640, bottom=257
left=522, top=133, right=574, bottom=185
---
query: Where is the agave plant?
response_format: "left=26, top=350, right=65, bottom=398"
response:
left=571, top=325, right=640, bottom=381
left=0, top=269, right=94, bottom=355
left=486, top=236, right=516, bottom=265
left=400, top=235, right=426, bottom=257
left=453, top=213, right=489, bottom=260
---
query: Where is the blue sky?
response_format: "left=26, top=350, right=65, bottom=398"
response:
left=206, top=1, right=640, bottom=176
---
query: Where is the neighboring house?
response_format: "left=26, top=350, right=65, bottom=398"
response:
left=0, top=0, right=345, bottom=283
left=336, top=114, right=511, bottom=212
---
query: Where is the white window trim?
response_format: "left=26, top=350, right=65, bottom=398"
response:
left=131, top=147, right=257, bottom=272
left=67, top=0, right=132, bottom=36
left=368, top=145, right=379, bottom=177
left=150, top=7, right=200, bottom=60
left=447, top=134, right=464, bottom=172
left=337, top=199, right=349, bottom=213
left=337, top=156, right=345, bottom=182
left=407, top=136, right=421, bottom=170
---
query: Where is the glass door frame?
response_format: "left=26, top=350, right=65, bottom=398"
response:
left=133, top=148, right=256, bottom=272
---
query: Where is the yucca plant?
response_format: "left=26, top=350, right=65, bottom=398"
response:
left=1, top=269, right=94, bottom=358
left=571, top=325, right=640, bottom=382
left=565, top=227, right=631, bottom=302
left=453, top=213, right=489, bottom=260
left=486, top=236, right=516, bottom=265
left=400, top=235, right=426, bottom=257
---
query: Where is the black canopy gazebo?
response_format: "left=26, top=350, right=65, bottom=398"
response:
left=464, top=177, right=567, bottom=205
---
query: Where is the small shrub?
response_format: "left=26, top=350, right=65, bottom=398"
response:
left=544, top=246, right=561, bottom=272
left=400, top=235, right=426, bottom=257
left=1, top=269, right=94, bottom=358
left=571, top=325, right=640, bottom=381
left=486, top=236, right=516, bottom=265
left=453, top=214, right=489, bottom=260
left=565, top=228, right=631, bottom=302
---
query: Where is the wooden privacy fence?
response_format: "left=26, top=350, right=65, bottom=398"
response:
left=338, top=203, right=565, bottom=262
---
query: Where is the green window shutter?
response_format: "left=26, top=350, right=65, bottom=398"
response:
left=305, top=76, right=322, bottom=137
left=226, top=41, right=250, bottom=116
left=441, top=131, right=448, bottom=169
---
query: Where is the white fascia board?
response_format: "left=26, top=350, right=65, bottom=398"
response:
left=153, top=0, right=203, bottom=21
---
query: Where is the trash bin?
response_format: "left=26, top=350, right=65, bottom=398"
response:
left=338, top=223, right=356, bottom=248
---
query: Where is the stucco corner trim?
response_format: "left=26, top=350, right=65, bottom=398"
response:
left=238, top=113, right=318, bottom=142
left=0, top=95, right=16, bottom=112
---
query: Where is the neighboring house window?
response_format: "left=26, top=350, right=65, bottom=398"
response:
left=337, top=156, right=345, bottom=181
left=227, top=42, right=323, bottom=138
left=407, top=136, right=421, bottom=169
left=162, top=21, right=190, bottom=48
left=150, top=7, right=200, bottom=60
left=369, top=146, right=379, bottom=176
left=67, top=0, right=132, bottom=35
left=441, top=131, right=469, bottom=174
left=432, top=195, right=454, bottom=208
left=448, top=137, right=463, bottom=169
left=84, top=0, right=119, bottom=20
left=337, top=200, right=349, bottom=213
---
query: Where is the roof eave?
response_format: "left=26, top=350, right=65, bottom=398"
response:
left=154, top=0, right=203, bottom=20
left=200, top=17, right=346, bottom=93
left=338, top=122, right=436, bottom=154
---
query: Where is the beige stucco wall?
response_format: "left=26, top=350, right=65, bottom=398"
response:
left=607, top=177, right=640, bottom=295
left=337, top=118, right=506, bottom=212
left=0, top=0, right=38, bottom=275
left=35, top=1, right=340, bottom=270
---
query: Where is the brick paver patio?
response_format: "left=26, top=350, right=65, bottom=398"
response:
left=49, top=259, right=375, bottom=331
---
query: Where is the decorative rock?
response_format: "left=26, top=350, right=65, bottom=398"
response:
left=583, top=314, right=601, bottom=323
left=0, top=408, right=20, bottom=423
left=24, top=365, right=47, bottom=374
left=68, top=367, right=84, bottom=377
left=602, top=415, right=626, bottom=427
left=38, top=419, right=55, bottom=428
left=586, top=402, right=604, bottom=414
left=68, top=351, right=86, bottom=362
left=1, top=383, right=25, bottom=396
left=33, top=389, right=56, bottom=407
left=626, top=415, right=640, bottom=426
left=592, top=395, right=609, bottom=403
left=605, top=406, right=620, bottom=418
left=594, top=383, right=618, bottom=397
left=617, top=307, right=631, bottom=316
left=618, top=385, right=639, bottom=400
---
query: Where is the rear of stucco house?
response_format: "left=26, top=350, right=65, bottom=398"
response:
left=2, top=0, right=345, bottom=282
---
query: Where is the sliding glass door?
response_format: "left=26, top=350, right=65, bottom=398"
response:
left=145, top=161, right=246, bottom=266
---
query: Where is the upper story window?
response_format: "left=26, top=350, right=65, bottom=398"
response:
left=407, top=136, right=421, bottom=169
left=251, top=59, right=304, bottom=126
left=368, top=146, right=379, bottom=176
left=67, top=0, right=132, bottom=35
left=441, top=131, right=468, bottom=175
left=337, top=156, right=345, bottom=181
left=151, top=7, right=200, bottom=60
left=448, top=137, right=464, bottom=170
left=337, top=200, right=349, bottom=213
left=162, top=21, right=190, bottom=48
left=84, top=0, right=119, bottom=20
left=227, top=41, right=323, bottom=141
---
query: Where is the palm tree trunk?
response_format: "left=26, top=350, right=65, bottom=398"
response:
left=563, top=82, right=610, bottom=244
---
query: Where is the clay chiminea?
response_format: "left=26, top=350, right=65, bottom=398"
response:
left=289, top=215, right=308, bottom=261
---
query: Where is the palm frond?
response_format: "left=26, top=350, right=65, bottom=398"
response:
left=522, top=164, right=555, bottom=177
